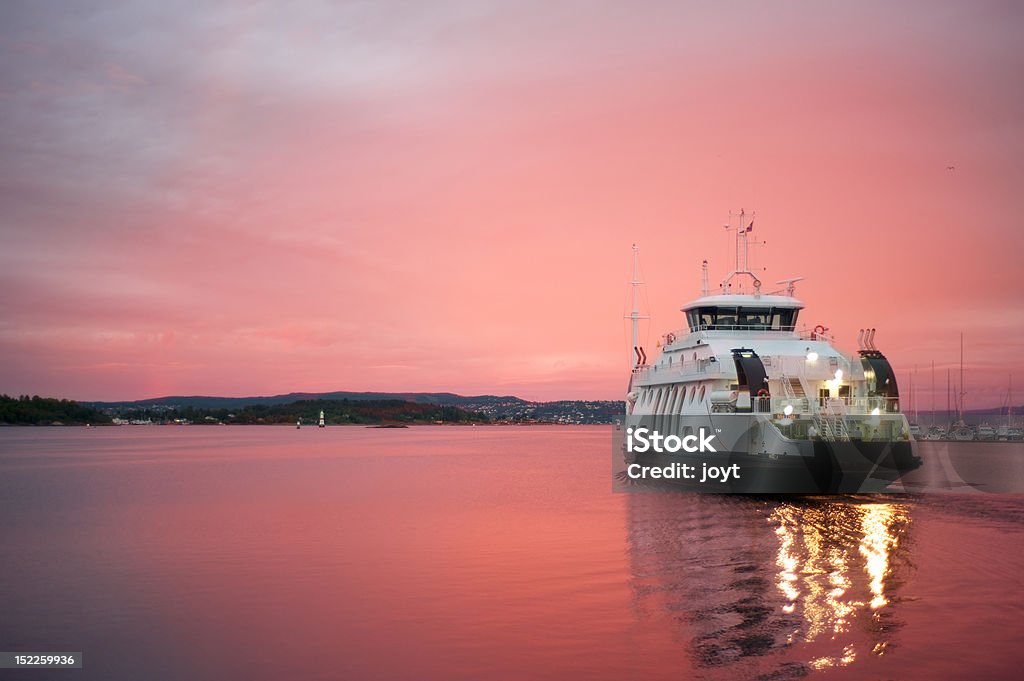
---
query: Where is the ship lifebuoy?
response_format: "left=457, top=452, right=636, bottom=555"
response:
left=812, top=324, right=826, bottom=339
left=666, top=333, right=676, bottom=344
left=757, top=389, right=770, bottom=397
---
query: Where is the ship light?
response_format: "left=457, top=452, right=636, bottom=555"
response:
left=806, top=350, right=818, bottom=362
left=783, top=404, right=794, bottom=416
left=869, top=406, right=881, bottom=427
left=834, top=369, right=843, bottom=381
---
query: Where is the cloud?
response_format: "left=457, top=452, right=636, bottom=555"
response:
left=1, top=1, right=1023, bottom=402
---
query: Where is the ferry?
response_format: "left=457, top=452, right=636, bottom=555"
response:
left=623, top=216, right=921, bottom=493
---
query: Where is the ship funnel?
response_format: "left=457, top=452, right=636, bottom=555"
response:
left=857, top=329, right=865, bottom=351
left=867, top=328, right=877, bottom=351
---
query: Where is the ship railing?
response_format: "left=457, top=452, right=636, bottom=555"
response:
left=633, top=359, right=723, bottom=378
left=689, top=324, right=797, bottom=333
left=796, top=328, right=834, bottom=342
left=753, top=396, right=810, bottom=415
left=751, top=395, right=900, bottom=416
left=838, top=396, right=901, bottom=414
left=767, top=354, right=858, bottom=380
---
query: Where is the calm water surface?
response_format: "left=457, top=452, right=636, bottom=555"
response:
left=0, top=426, right=1022, bottom=680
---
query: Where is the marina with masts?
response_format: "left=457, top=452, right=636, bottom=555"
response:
left=917, top=335, right=1021, bottom=442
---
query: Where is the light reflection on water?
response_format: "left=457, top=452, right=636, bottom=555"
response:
left=626, top=493, right=914, bottom=679
left=772, top=501, right=909, bottom=671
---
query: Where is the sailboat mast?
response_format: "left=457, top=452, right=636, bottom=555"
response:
left=947, top=368, right=951, bottom=426
left=1008, top=374, right=1013, bottom=428
left=909, top=370, right=915, bottom=422
left=960, top=332, right=965, bottom=421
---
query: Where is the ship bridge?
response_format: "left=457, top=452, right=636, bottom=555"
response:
left=681, top=294, right=803, bottom=333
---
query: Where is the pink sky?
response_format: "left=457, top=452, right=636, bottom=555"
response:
left=1, top=1, right=1022, bottom=407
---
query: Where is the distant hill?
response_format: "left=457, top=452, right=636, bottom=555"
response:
left=84, top=391, right=529, bottom=410
left=109, top=398, right=489, bottom=426
left=84, top=391, right=622, bottom=424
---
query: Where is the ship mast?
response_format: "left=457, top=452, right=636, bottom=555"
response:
left=720, top=209, right=761, bottom=295
left=626, top=244, right=649, bottom=368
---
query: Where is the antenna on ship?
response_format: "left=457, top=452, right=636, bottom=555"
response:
left=720, top=209, right=762, bottom=295
left=625, top=244, right=650, bottom=369
left=701, top=260, right=710, bottom=297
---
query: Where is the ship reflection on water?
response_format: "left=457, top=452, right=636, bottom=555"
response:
left=626, top=493, right=913, bottom=679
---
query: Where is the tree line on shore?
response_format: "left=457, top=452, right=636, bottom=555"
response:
left=0, top=395, right=112, bottom=425
left=119, top=399, right=490, bottom=425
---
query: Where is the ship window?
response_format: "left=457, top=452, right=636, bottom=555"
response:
left=699, top=385, right=706, bottom=402
left=737, top=308, right=768, bottom=327
left=771, top=308, right=797, bottom=330
left=715, top=307, right=738, bottom=327
left=690, top=306, right=799, bottom=330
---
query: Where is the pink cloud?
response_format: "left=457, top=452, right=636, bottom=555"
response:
left=1, top=2, right=1022, bottom=405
